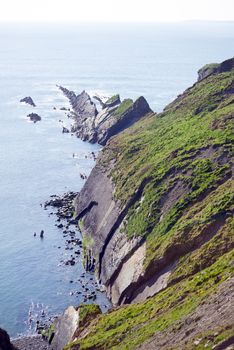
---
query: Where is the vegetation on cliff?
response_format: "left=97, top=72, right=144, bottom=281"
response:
left=66, top=60, right=233, bottom=349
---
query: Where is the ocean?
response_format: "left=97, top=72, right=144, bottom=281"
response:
left=0, top=21, right=233, bottom=337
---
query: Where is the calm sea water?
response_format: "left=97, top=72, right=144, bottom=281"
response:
left=0, top=21, right=233, bottom=337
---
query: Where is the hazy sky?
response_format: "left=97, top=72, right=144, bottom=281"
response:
left=1, top=0, right=234, bottom=22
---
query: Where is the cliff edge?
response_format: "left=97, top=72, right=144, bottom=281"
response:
left=66, top=58, right=234, bottom=349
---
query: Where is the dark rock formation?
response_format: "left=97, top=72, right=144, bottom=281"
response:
left=27, top=113, right=41, bottom=123
left=62, top=126, right=69, bottom=133
left=197, top=57, right=234, bottom=81
left=0, top=328, right=15, bottom=350
left=58, top=86, right=152, bottom=145
left=20, top=96, right=36, bottom=107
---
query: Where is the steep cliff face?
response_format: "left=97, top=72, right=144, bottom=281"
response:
left=59, top=86, right=152, bottom=145
left=62, top=59, right=234, bottom=349
left=74, top=59, right=234, bottom=310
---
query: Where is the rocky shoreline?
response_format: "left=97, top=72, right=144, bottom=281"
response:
left=43, top=191, right=107, bottom=302
left=12, top=335, right=50, bottom=350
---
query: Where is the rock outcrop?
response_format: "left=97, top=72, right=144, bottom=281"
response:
left=58, top=86, right=152, bottom=145
left=50, top=305, right=101, bottom=350
left=20, top=96, right=36, bottom=107
left=27, top=113, right=41, bottom=123
left=197, top=57, right=234, bottom=81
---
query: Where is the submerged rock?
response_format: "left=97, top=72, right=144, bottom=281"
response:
left=20, top=96, right=36, bottom=107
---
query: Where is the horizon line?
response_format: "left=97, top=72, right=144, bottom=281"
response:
left=0, top=19, right=234, bottom=24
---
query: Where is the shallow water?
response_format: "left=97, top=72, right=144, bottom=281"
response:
left=0, top=21, right=233, bottom=336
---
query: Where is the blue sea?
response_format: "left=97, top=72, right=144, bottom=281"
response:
left=0, top=21, right=233, bottom=337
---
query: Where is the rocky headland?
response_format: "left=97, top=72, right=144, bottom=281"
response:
left=2, top=57, right=234, bottom=350
left=58, top=86, right=152, bottom=145
left=60, top=58, right=233, bottom=349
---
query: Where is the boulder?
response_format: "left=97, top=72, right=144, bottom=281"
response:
left=0, top=328, right=15, bottom=350
left=27, top=113, right=41, bottom=123
left=62, top=127, right=70, bottom=133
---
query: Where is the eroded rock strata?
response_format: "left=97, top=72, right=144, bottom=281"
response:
left=62, top=58, right=234, bottom=349
left=58, top=86, right=152, bottom=145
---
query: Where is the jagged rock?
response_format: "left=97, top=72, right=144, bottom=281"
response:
left=59, top=86, right=98, bottom=121
left=93, top=94, right=121, bottom=109
left=20, top=96, right=36, bottom=107
left=93, top=94, right=106, bottom=109
left=96, top=96, right=152, bottom=145
left=27, top=113, right=41, bottom=123
left=58, top=86, right=152, bottom=145
left=62, top=126, right=69, bottom=133
left=0, top=328, right=15, bottom=350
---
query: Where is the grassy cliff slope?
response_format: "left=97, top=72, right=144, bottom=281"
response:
left=67, top=60, right=234, bottom=349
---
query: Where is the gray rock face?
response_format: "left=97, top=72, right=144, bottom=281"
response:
left=20, top=96, right=36, bottom=107
left=74, top=160, right=149, bottom=306
left=74, top=163, right=122, bottom=273
left=51, top=306, right=79, bottom=350
left=197, top=57, right=234, bottom=81
left=59, top=86, right=152, bottom=145
left=97, top=96, right=151, bottom=145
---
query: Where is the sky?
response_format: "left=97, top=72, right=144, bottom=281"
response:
left=0, top=0, right=234, bottom=23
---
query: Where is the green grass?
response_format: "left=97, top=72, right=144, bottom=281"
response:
left=112, top=98, right=133, bottom=120
left=66, top=66, right=234, bottom=350
left=105, top=94, right=120, bottom=106
left=79, top=304, right=101, bottom=327
left=100, top=69, right=234, bottom=270
left=64, top=249, right=234, bottom=350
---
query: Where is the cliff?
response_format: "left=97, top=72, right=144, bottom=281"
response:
left=64, top=58, right=234, bottom=349
left=59, top=86, right=152, bottom=145
left=197, top=57, right=234, bottom=81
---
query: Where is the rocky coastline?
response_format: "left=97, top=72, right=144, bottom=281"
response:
left=2, top=57, right=234, bottom=350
